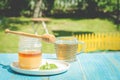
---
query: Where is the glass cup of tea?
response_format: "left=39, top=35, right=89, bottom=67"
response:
left=18, top=36, right=42, bottom=69
left=55, top=36, right=85, bottom=62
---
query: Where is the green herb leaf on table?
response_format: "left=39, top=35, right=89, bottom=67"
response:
left=40, top=62, right=58, bottom=70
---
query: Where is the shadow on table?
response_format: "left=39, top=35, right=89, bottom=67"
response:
left=0, top=63, right=33, bottom=76
left=0, top=63, right=66, bottom=78
left=0, top=63, right=19, bottom=74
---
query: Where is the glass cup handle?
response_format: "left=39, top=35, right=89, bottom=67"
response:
left=77, top=41, right=86, bottom=54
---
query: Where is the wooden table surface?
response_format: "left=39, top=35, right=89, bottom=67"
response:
left=0, top=51, right=120, bottom=80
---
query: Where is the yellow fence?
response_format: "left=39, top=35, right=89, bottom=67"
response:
left=75, top=32, right=120, bottom=52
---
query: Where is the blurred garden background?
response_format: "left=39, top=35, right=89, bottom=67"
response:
left=0, top=0, right=120, bottom=53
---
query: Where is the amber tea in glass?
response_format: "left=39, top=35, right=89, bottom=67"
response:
left=55, top=37, right=85, bottom=62
left=18, top=36, right=42, bottom=69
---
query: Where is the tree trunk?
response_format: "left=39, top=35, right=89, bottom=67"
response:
left=33, top=0, right=43, bottom=18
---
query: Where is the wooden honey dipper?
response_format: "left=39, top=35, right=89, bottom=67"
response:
left=5, top=29, right=56, bottom=43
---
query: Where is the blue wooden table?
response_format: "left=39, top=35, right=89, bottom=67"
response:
left=0, top=51, right=120, bottom=80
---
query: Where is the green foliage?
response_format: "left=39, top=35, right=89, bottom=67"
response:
left=52, top=0, right=118, bottom=14
left=0, top=0, right=118, bottom=18
left=95, top=0, right=117, bottom=12
left=0, top=0, right=9, bottom=9
left=53, top=0, right=80, bottom=11
left=29, top=0, right=35, bottom=10
left=0, top=17, right=10, bottom=30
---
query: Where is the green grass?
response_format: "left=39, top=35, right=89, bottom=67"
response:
left=0, top=17, right=118, bottom=53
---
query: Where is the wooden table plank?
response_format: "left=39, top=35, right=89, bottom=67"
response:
left=49, top=61, right=84, bottom=80
left=0, top=52, right=120, bottom=80
left=77, top=53, right=120, bottom=80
